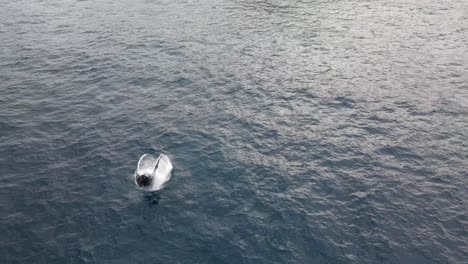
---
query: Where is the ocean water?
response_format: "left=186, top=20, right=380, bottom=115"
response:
left=0, top=0, right=467, bottom=263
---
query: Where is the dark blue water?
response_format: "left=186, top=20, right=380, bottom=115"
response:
left=1, top=0, right=467, bottom=263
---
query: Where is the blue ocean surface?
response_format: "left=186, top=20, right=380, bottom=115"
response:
left=0, top=0, right=467, bottom=263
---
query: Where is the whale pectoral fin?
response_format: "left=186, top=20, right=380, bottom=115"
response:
left=137, top=154, right=157, bottom=175
left=154, top=154, right=173, bottom=182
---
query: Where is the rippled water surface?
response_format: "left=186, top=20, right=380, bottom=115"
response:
left=1, top=0, right=467, bottom=263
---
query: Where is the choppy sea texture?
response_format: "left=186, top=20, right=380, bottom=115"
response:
left=0, top=0, right=467, bottom=263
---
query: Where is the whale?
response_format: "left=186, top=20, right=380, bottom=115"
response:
left=135, top=153, right=173, bottom=191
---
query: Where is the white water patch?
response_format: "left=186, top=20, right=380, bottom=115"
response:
left=135, top=153, right=173, bottom=191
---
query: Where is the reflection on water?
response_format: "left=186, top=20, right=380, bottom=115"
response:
left=144, top=192, right=162, bottom=207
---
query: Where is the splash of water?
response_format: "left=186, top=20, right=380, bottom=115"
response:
left=135, top=153, right=173, bottom=191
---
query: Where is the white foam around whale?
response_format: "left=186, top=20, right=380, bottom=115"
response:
left=135, top=153, right=173, bottom=191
